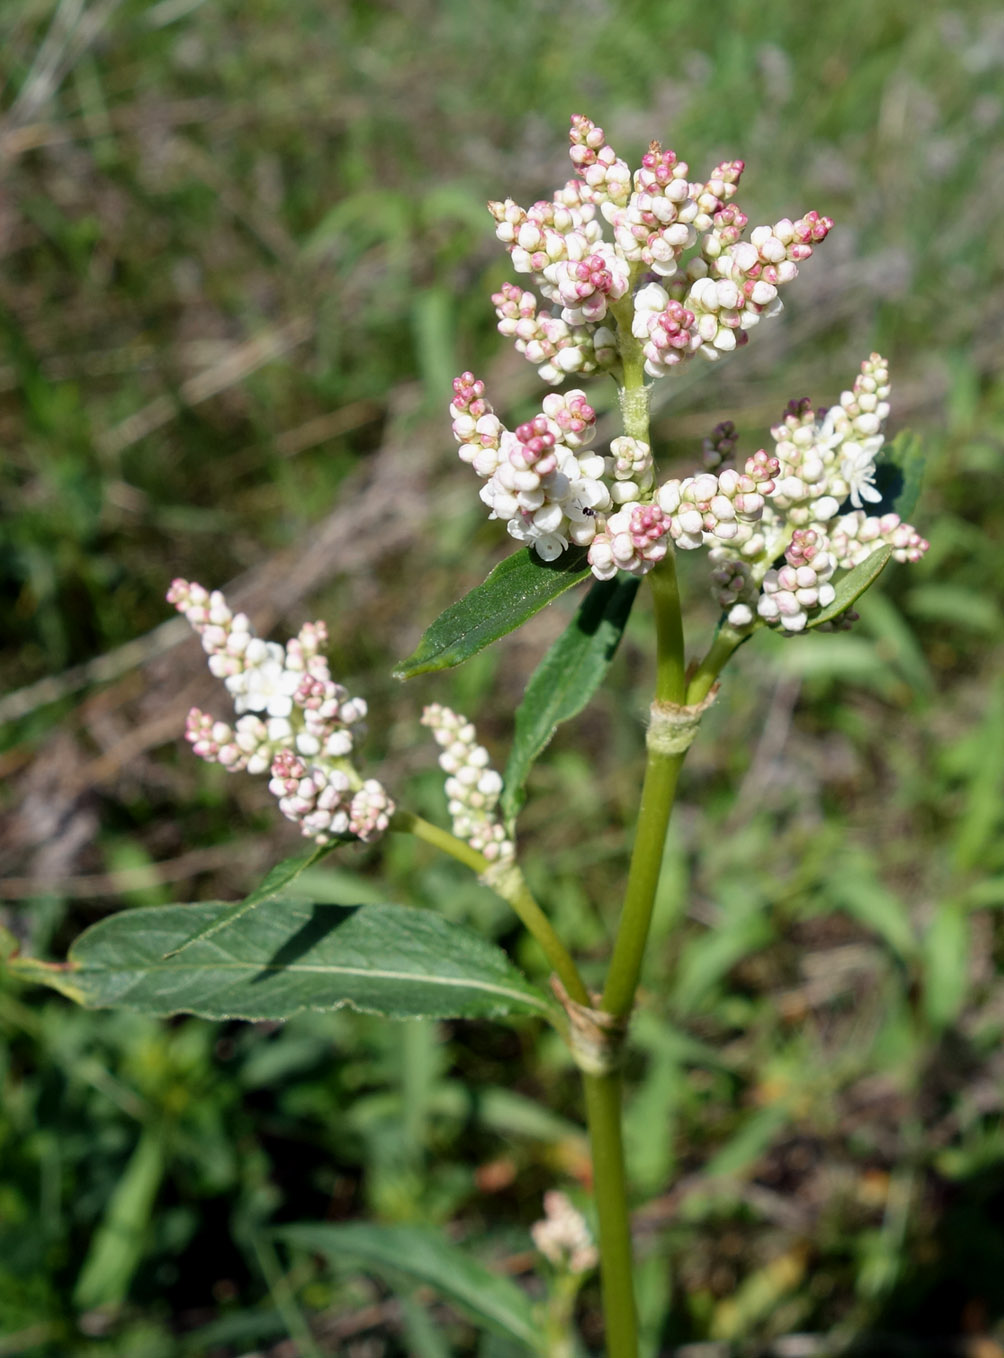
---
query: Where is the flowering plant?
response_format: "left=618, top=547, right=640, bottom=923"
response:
left=8, top=115, right=927, bottom=1356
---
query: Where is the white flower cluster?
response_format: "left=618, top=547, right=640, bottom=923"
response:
left=489, top=114, right=832, bottom=385
left=453, top=348, right=928, bottom=631
left=168, top=580, right=393, bottom=843
left=461, top=118, right=926, bottom=626
left=420, top=704, right=513, bottom=863
left=531, top=1190, right=598, bottom=1276
left=450, top=372, right=611, bottom=561
left=689, top=354, right=929, bottom=632
left=450, top=363, right=784, bottom=580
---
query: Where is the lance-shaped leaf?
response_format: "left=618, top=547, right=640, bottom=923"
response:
left=163, top=844, right=335, bottom=958
left=809, top=546, right=893, bottom=630
left=501, top=574, right=639, bottom=825
left=279, top=1222, right=537, bottom=1348
left=7, top=900, right=554, bottom=1023
left=873, top=430, right=926, bottom=521
left=395, top=546, right=590, bottom=679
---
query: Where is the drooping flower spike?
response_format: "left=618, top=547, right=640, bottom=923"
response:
left=531, top=1190, right=599, bottom=1276
left=168, top=580, right=393, bottom=843
left=421, top=703, right=514, bottom=864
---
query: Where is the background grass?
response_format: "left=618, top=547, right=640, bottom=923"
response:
left=1, top=0, right=1003, bottom=1353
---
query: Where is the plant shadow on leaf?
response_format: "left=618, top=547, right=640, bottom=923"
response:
left=247, top=902, right=361, bottom=982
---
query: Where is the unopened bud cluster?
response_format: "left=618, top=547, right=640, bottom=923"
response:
left=704, top=354, right=928, bottom=632
left=531, top=1190, right=598, bottom=1276
left=168, top=580, right=393, bottom=843
left=421, top=704, right=514, bottom=863
left=488, top=114, right=832, bottom=387
left=456, top=114, right=841, bottom=586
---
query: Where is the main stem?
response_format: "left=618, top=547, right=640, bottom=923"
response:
left=603, top=556, right=687, bottom=1019
left=581, top=335, right=690, bottom=1357
left=582, top=1070, right=635, bottom=1357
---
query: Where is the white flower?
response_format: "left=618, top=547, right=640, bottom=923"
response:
left=840, top=438, right=885, bottom=509
left=227, top=641, right=301, bottom=718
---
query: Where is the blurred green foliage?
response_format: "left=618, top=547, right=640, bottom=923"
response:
left=1, top=0, right=1003, bottom=1353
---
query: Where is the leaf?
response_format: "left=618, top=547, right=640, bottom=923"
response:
left=857, top=591, right=934, bottom=697
left=879, top=430, right=926, bottom=521
left=703, top=1104, right=791, bottom=1180
left=809, top=546, right=893, bottom=629
left=952, top=678, right=1004, bottom=873
left=162, top=844, right=334, bottom=958
left=673, top=914, right=774, bottom=1014
left=73, top=1127, right=165, bottom=1310
left=826, top=865, right=917, bottom=964
left=500, top=574, right=639, bottom=824
left=8, top=900, right=554, bottom=1023
left=922, top=901, right=970, bottom=1033
left=905, top=583, right=1003, bottom=636
left=400, top=1296, right=455, bottom=1358
left=279, top=1222, right=537, bottom=1347
left=395, top=547, right=591, bottom=679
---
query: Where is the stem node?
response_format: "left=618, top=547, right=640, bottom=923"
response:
left=552, top=977, right=630, bottom=1075
left=647, top=684, right=719, bottom=757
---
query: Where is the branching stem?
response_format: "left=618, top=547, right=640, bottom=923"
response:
left=390, top=810, right=590, bottom=1006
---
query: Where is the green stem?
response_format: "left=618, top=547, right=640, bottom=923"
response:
left=687, top=622, right=751, bottom=704
left=649, top=549, right=687, bottom=706
left=391, top=808, right=485, bottom=873
left=582, top=1071, right=637, bottom=1358
left=390, top=810, right=590, bottom=1006
left=601, top=554, right=688, bottom=1019
left=574, top=319, right=683, bottom=1358
left=601, top=747, right=685, bottom=1019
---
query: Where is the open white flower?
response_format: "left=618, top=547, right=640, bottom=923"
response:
left=839, top=436, right=885, bottom=509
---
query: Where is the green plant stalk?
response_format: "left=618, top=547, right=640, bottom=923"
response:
left=391, top=809, right=590, bottom=1006
left=583, top=1069, right=637, bottom=1358
left=580, top=625, right=686, bottom=1353
left=687, top=622, right=751, bottom=704
left=542, top=1270, right=585, bottom=1358
left=602, top=745, right=685, bottom=1022
left=569, top=322, right=692, bottom=1358
left=603, top=552, right=688, bottom=1018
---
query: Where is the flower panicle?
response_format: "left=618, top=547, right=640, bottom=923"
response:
left=699, top=352, right=929, bottom=633
left=449, top=346, right=927, bottom=631
left=420, top=704, right=513, bottom=864
left=168, top=581, right=393, bottom=843
left=488, top=114, right=832, bottom=385
left=531, top=1190, right=598, bottom=1276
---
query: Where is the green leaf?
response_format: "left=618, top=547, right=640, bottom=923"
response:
left=8, top=900, right=554, bottom=1023
left=73, top=1127, right=165, bottom=1310
left=703, top=1104, right=791, bottom=1180
left=500, top=574, right=639, bottom=824
left=905, top=583, right=1003, bottom=636
left=922, top=901, right=970, bottom=1033
left=809, top=546, right=893, bottom=629
left=826, top=865, right=917, bottom=964
left=162, top=844, right=334, bottom=958
left=880, top=430, right=926, bottom=521
left=673, top=914, right=774, bottom=1014
left=279, top=1222, right=537, bottom=1348
left=394, top=547, right=591, bottom=679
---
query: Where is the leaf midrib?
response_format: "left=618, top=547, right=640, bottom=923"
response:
left=80, top=955, right=552, bottom=1012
